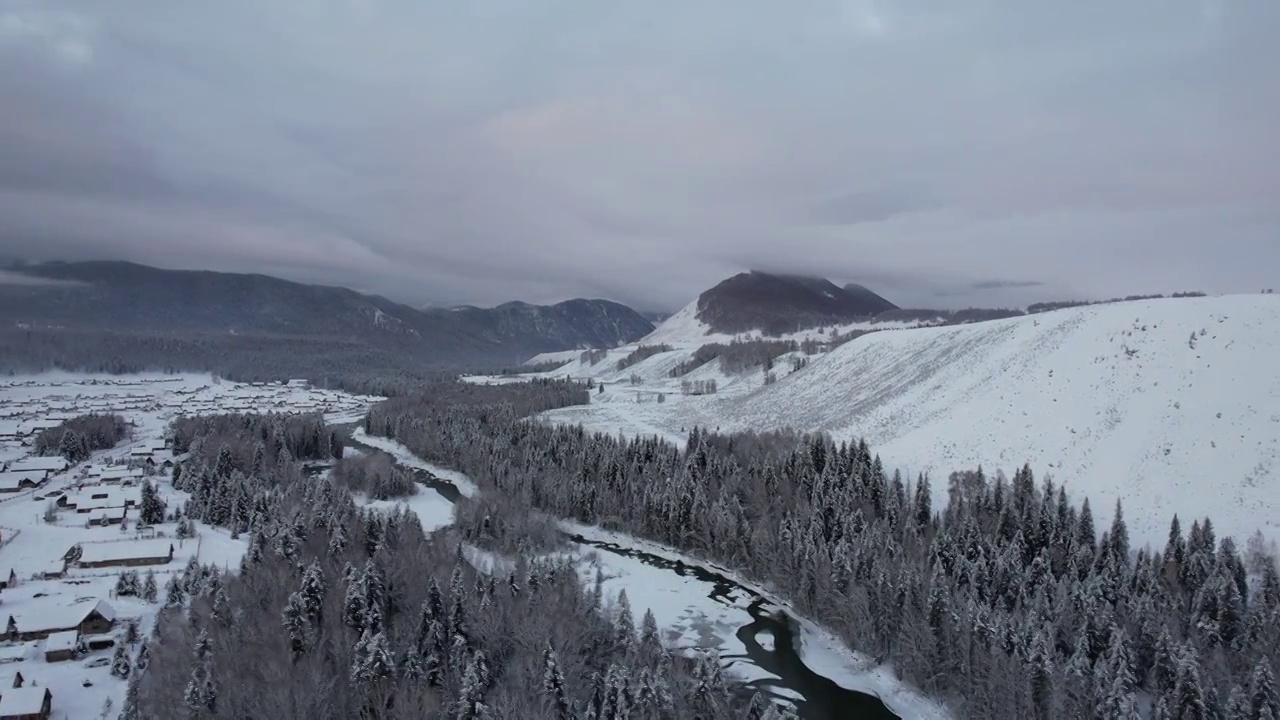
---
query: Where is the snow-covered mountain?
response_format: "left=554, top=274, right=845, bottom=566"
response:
left=527, top=294, right=1280, bottom=549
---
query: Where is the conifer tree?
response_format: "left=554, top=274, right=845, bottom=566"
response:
left=111, top=642, right=132, bottom=679
left=541, top=642, right=572, bottom=719
left=1252, top=658, right=1280, bottom=720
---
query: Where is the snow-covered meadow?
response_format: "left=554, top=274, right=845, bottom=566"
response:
left=515, top=294, right=1280, bottom=550
left=0, top=373, right=381, bottom=718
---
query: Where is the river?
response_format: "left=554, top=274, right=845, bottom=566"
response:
left=345, top=429, right=902, bottom=720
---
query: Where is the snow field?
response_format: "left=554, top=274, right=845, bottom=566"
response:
left=535, top=295, right=1280, bottom=550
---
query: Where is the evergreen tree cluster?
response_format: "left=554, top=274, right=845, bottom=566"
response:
left=615, top=344, right=675, bottom=372
left=135, top=450, right=763, bottom=719
left=367, top=383, right=1280, bottom=719
left=34, top=413, right=130, bottom=463
left=330, top=453, right=417, bottom=501
left=169, top=413, right=341, bottom=536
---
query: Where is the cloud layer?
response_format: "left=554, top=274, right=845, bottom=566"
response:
left=2, top=0, right=1277, bottom=310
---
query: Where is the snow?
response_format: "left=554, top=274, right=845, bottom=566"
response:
left=348, top=425, right=951, bottom=719
left=76, top=539, right=174, bottom=565
left=755, top=628, right=775, bottom=652
left=563, top=521, right=951, bottom=719
left=43, top=630, right=79, bottom=653
left=355, top=489, right=456, bottom=534
left=350, top=428, right=480, bottom=497
left=793, top=619, right=950, bottom=720
left=637, top=297, right=923, bottom=348
left=0, top=372, right=379, bottom=719
left=0, top=685, right=50, bottom=715
left=536, top=295, right=1280, bottom=550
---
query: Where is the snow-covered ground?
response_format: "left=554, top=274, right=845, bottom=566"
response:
left=564, top=521, right=951, bottom=720
left=528, top=294, right=1280, bottom=550
left=350, top=428, right=480, bottom=498
left=0, top=374, right=381, bottom=719
left=357, top=425, right=950, bottom=718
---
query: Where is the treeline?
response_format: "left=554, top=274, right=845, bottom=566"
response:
left=35, top=413, right=129, bottom=463
left=366, top=382, right=1280, bottom=720
left=616, top=344, right=674, bottom=372
left=0, top=327, right=458, bottom=397
left=1028, top=292, right=1206, bottom=315
left=171, top=413, right=344, bottom=463
left=133, top=413, right=771, bottom=719
left=669, top=340, right=799, bottom=377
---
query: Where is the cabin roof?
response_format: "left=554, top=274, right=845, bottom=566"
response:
left=43, top=630, right=78, bottom=653
left=76, top=540, right=171, bottom=564
left=0, top=685, right=50, bottom=715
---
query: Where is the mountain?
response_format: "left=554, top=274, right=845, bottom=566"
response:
left=540, top=293, right=1280, bottom=549
left=695, top=271, right=897, bottom=336
left=634, top=271, right=897, bottom=345
left=842, top=283, right=899, bottom=315
left=0, top=261, right=652, bottom=368
left=427, top=299, right=653, bottom=360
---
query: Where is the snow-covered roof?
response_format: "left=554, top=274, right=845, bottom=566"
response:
left=43, top=629, right=78, bottom=653
left=0, top=471, right=45, bottom=490
left=76, top=539, right=172, bottom=564
left=9, top=598, right=115, bottom=635
left=0, top=685, right=50, bottom=715
left=6, top=456, right=66, bottom=473
left=64, top=487, right=139, bottom=507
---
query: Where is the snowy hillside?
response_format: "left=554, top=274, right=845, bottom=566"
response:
left=539, top=295, right=1280, bottom=549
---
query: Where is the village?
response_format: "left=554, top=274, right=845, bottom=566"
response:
left=0, top=373, right=380, bottom=719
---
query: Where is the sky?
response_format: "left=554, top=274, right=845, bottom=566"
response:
left=1, top=0, right=1277, bottom=312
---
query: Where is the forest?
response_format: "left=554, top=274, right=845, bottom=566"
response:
left=0, top=327, right=456, bottom=397
left=132, top=407, right=783, bottom=719
left=34, top=412, right=130, bottom=462
left=364, top=381, right=1280, bottom=720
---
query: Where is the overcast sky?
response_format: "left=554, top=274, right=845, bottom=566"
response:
left=2, top=1, right=1276, bottom=311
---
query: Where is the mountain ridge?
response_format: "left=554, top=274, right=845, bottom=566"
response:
left=0, top=261, right=653, bottom=365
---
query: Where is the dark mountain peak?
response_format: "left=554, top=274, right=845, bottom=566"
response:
left=841, top=283, right=898, bottom=315
left=695, top=271, right=898, bottom=336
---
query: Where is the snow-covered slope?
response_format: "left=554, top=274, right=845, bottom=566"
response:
left=543, top=295, right=1280, bottom=549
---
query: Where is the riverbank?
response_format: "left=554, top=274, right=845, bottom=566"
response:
left=345, top=425, right=951, bottom=719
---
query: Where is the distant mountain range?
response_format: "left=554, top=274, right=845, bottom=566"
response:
left=695, top=271, right=898, bottom=336
left=0, top=261, right=653, bottom=367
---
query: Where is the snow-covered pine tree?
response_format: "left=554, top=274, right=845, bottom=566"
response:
left=1252, top=658, right=1280, bottom=720
left=165, top=574, right=187, bottom=608
left=350, top=629, right=395, bottom=685
left=613, top=589, right=636, bottom=653
left=541, top=642, right=572, bottom=719
left=110, top=642, right=132, bottom=678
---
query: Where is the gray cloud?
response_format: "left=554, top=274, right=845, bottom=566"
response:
left=1, top=0, right=1277, bottom=312
left=970, top=280, right=1046, bottom=291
